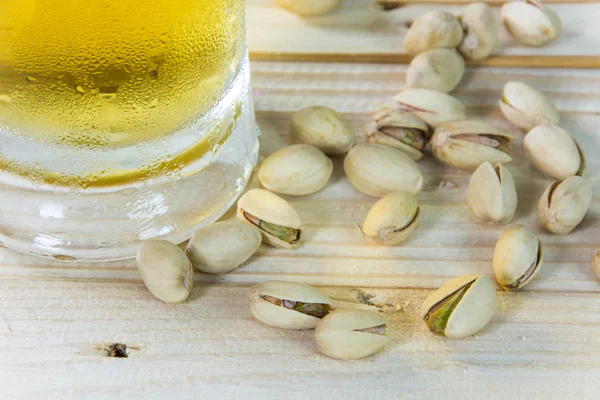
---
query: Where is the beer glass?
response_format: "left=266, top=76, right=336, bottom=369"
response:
left=0, top=0, right=259, bottom=260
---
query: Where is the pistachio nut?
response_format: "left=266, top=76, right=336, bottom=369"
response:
left=422, top=274, right=496, bottom=338
left=258, top=144, right=333, bottom=196
left=291, top=106, right=354, bottom=155
left=593, top=252, right=600, bottom=280
left=467, top=162, right=517, bottom=224
left=458, top=2, right=499, bottom=60
left=394, top=88, right=467, bottom=128
left=538, top=176, right=592, bottom=235
left=275, top=0, right=340, bottom=16
left=524, top=124, right=585, bottom=180
left=366, top=108, right=429, bottom=160
left=363, top=191, right=420, bottom=246
left=493, top=225, right=543, bottom=291
left=406, top=49, right=465, bottom=93
left=499, top=81, right=559, bottom=130
left=431, top=120, right=513, bottom=171
left=248, top=281, right=334, bottom=330
left=404, top=10, right=464, bottom=57
left=185, top=221, right=262, bottom=274
left=315, top=308, right=390, bottom=360
left=136, top=240, right=193, bottom=303
left=237, top=189, right=303, bottom=249
left=501, top=0, right=561, bottom=46
left=343, top=143, right=423, bottom=197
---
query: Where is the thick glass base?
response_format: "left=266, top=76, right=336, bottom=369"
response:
left=0, top=59, right=259, bottom=261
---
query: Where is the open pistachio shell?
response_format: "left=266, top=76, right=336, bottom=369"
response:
left=275, top=0, right=340, bottom=16
left=493, top=225, right=543, bottom=290
left=467, top=162, right=517, bottom=224
left=501, top=0, right=561, bottom=46
left=366, top=108, right=429, bottom=160
left=458, top=2, right=499, bottom=60
left=499, top=81, right=559, bottom=130
left=363, top=191, right=420, bottom=246
left=431, top=120, right=513, bottom=171
left=406, top=48, right=465, bottom=93
left=404, top=10, right=464, bottom=57
left=237, top=189, right=303, bottom=249
left=421, top=274, right=496, bottom=338
left=291, top=106, right=354, bottom=155
left=538, top=176, right=592, bottom=235
left=394, top=88, right=467, bottom=128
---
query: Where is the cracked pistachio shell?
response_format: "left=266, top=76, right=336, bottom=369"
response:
left=431, top=120, right=513, bottom=171
left=593, top=252, right=600, bottom=280
left=499, top=81, right=559, bottom=130
left=406, top=49, right=465, bottom=93
left=421, top=274, right=496, bottom=338
left=366, top=108, right=429, bottom=160
left=394, top=89, right=467, bottom=128
left=524, top=124, right=585, bottom=180
left=404, top=10, right=464, bottom=57
left=458, top=2, right=499, bottom=60
left=237, top=189, right=303, bottom=249
left=501, top=0, right=561, bottom=46
left=363, top=191, right=420, bottom=246
left=275, top=0, right=340, bottom=16
left=258, top=144, right=333, bottom=196
left=344, top=144, right=423, bottom=197
left=136, top=240, right=193, bottom=303
left=291, top=106, right=354, bottom=155
left=467, top=162, right=517, bottom=224
left=315, top=308, right=390, bottom=360
left=249, top=281, right=334, bottom=330
left=538, top=176, right=592, bottom=235
left=493, top=225, right=543, bottom=290
left=185, top=221, right=262, bottom=274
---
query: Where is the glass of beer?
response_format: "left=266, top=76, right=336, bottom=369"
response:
left=0, top=0, right=259, bottom=260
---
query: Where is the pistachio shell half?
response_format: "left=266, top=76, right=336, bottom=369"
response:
left=366, top=108, right=429, bottom=160
left=363, top=191, right=420, bottom=246
left=501, top=0, right=561, bottom=46
left=406, top=49, right=465, bottom=93
left=467, top=162, right=517, bottom=224
left=493, top=225, right=543, bottom=290
left=431, top=120, right=513, bottom=171
left=404, top=10, right=464, bottom=57
left=458, top=2, right=499, bottom=60
left=344, top=144, right=423, bottom=197
left=275, top=0, right=340, bottom=16
left=499, top=81, right=559, bottom=130
left=291, top=106, right=355, bottom=155
left=237, top=189, right=303, bottom=249
left=538, top=176, right=592, bottom=235
left=315, top=308, right=390, bottom=360
left=258, top=144, right=333, bottom=196
left=249, top=281, right=334, bottom=330
left=421, top=274, right=496, bottom=338
left=394, top=88, right=467, bottom=128
left=524, top=124, right=585, bottom=180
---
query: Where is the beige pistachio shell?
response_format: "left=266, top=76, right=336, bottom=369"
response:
left=394, top=89, right=466, bottom=128
left=458, top=2, right=499, bottom=60
left=363, top=191, right=420, bottom=246
left=404, top=10, right=464, bottom=57
left=315, top=308, right=390, bottom=360
left=524, top=124, right=585, bottom=180
left=136, top=240, right=193, bottom=303
left=467, top=162, right=517, bottom=224
left=499, top=81, right=559, bottom=131
left=538, top=176, right=592, bottom=235
left=431, top=120, right=513, bottom=171
left=501, top=0, right=561, bottom=46
left=366, top=108, right=429, bottom=160
left=593, top=252, right=600, bottom=280
left=237, top=189, right=303, bottom=249
left=344, top=144, right=423, bottom=197
left=248, top=280, right=334, bottom=330
left=275, top=0, right=340, bottom=16
left=493, top=225, right=543, bottom=290
left=421, top=274, right=496, bottom=338
left=258, top=144, right=333, bottom=196
left=291, top=106, right=354, bottom=155
left=406, top=49, right=465, bottom=93
left=185, top=221, right=262, bottom=274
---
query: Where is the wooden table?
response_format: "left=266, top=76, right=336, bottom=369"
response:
left=2, top=1, right=600, bottom=398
